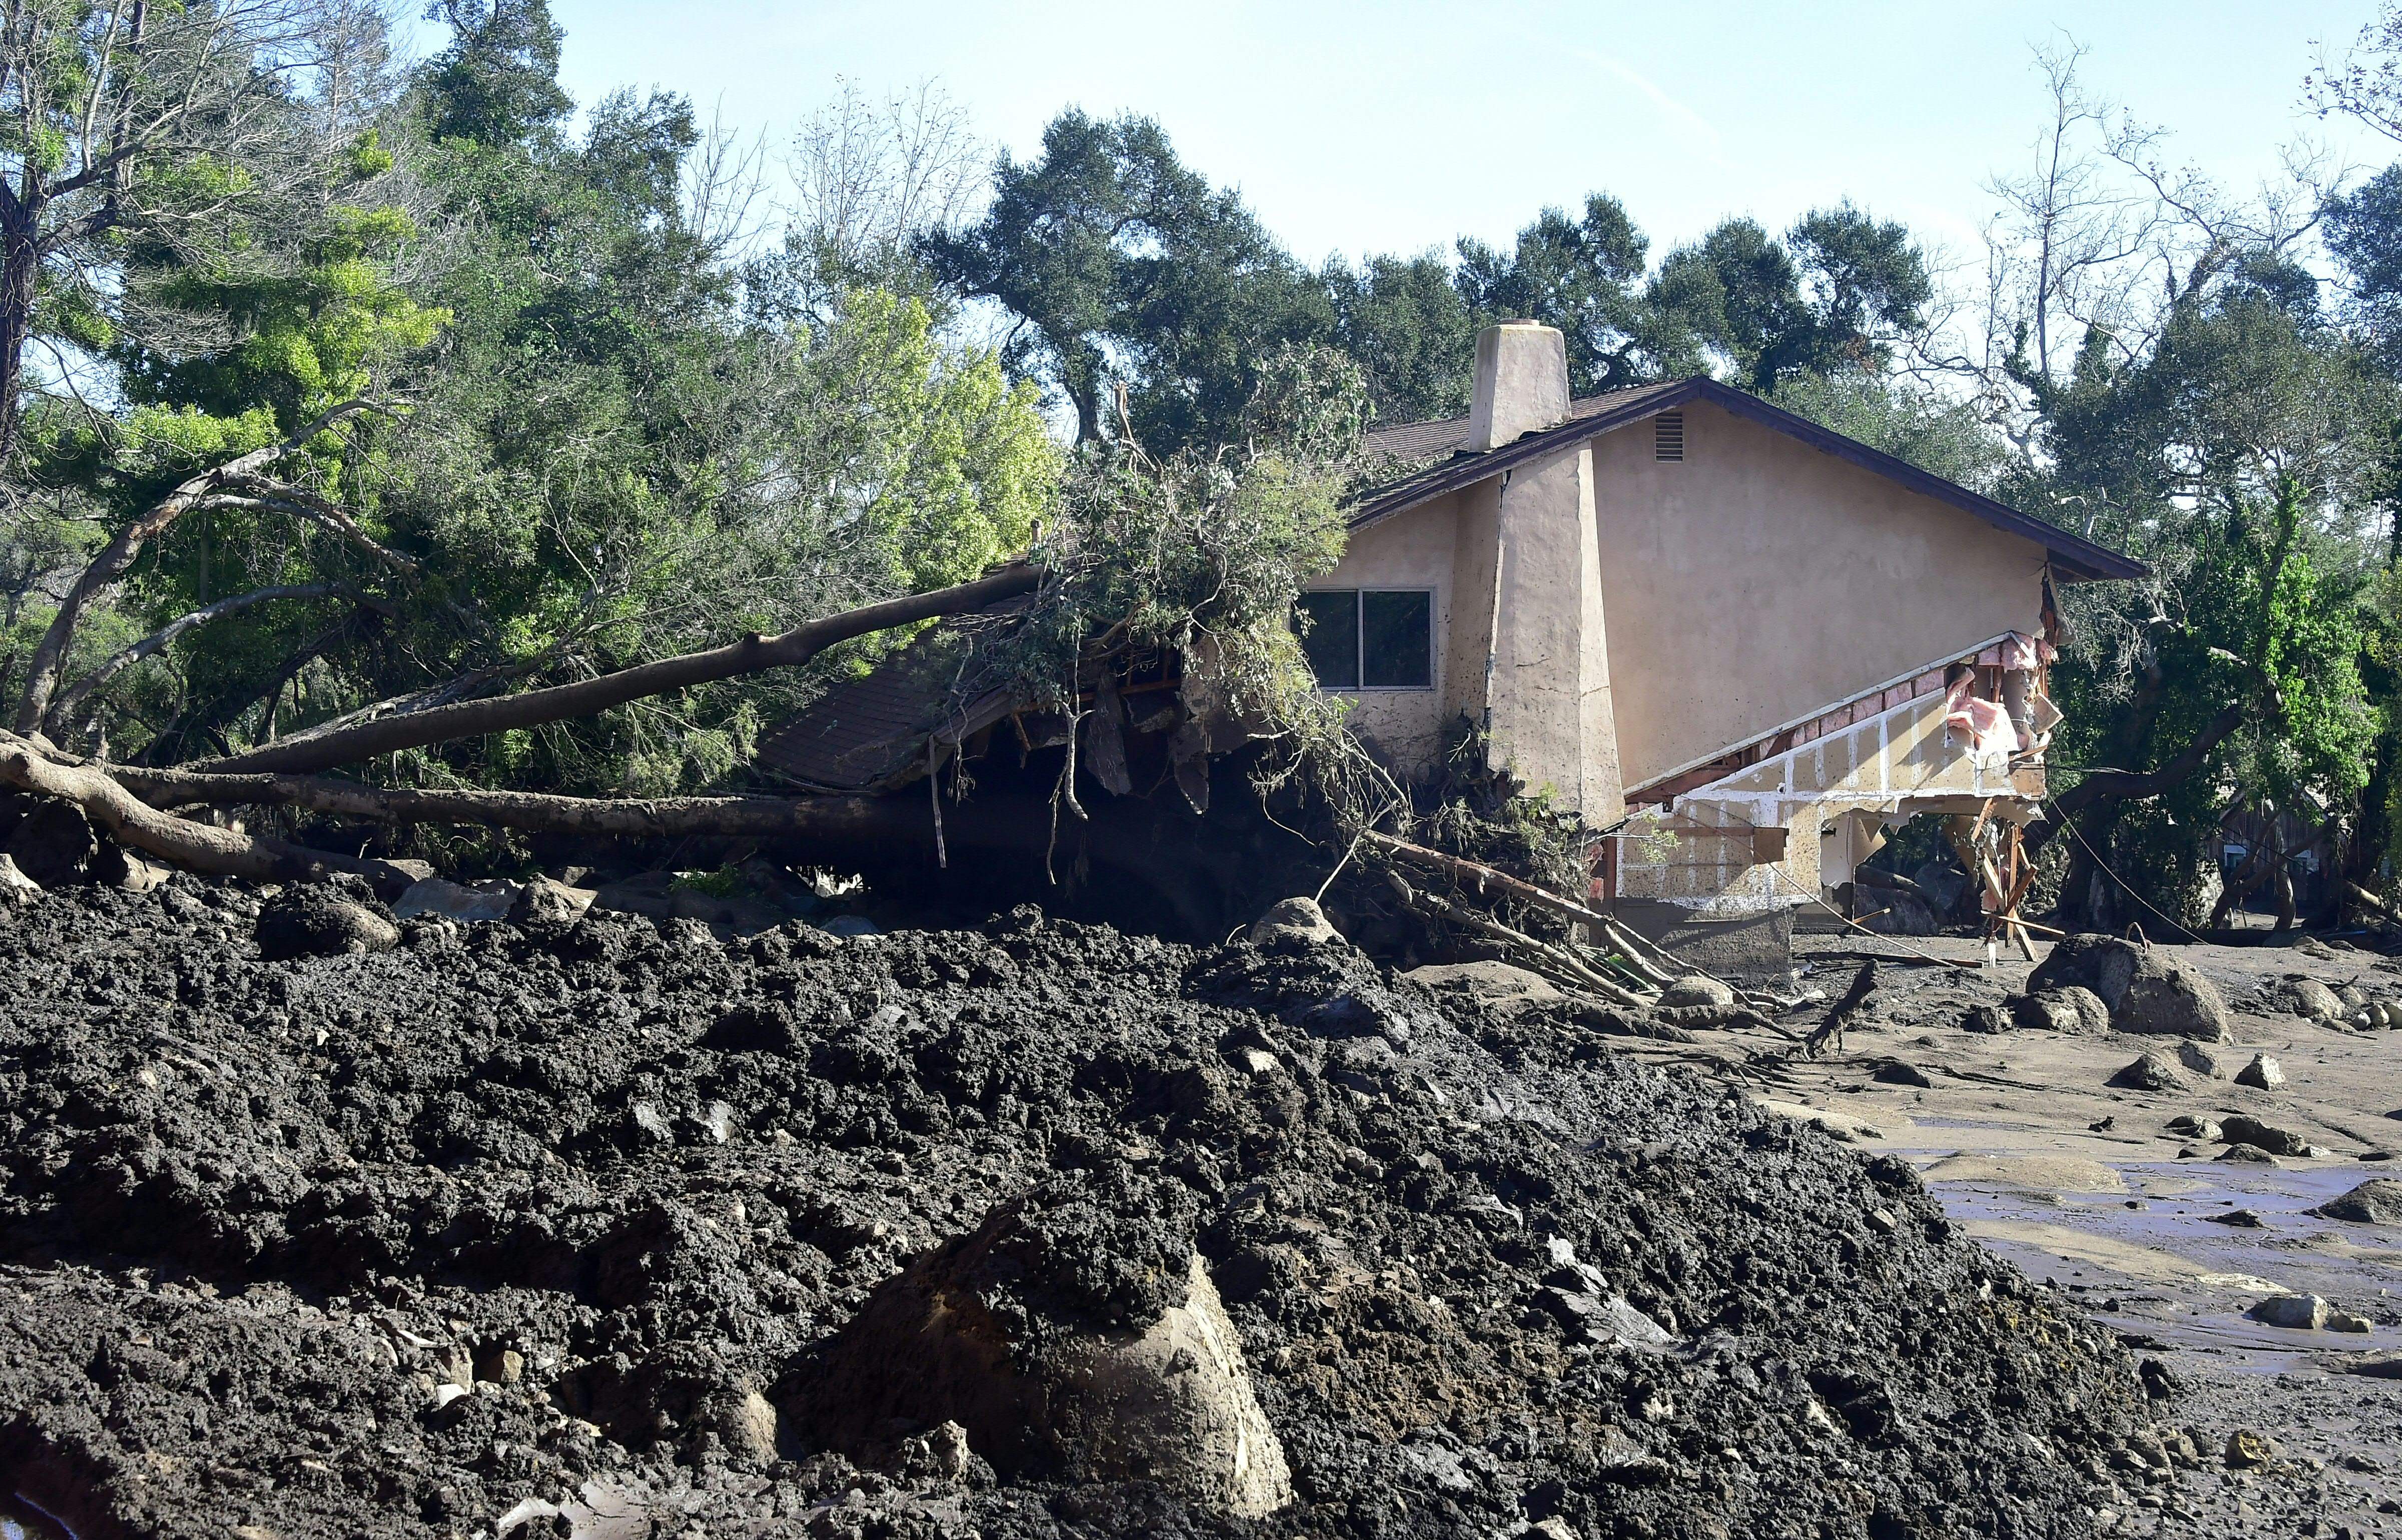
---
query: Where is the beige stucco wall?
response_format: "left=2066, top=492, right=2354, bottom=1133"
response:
left=1591, top=400, right=2048, bottom=790
left=1483, top=440, right=1622, bottom=822
left=1304, top=493, right=1458, bottom=775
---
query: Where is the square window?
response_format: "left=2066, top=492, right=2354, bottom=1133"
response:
left=1296, top=590, right=1359, bottom=689
left=1361, top=590, right=1432, bottom=688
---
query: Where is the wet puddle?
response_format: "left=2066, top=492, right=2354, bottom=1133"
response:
left=1924, top=1156, right=2402, bottom=1371
left=0, top=1490, right=74, bottom=1540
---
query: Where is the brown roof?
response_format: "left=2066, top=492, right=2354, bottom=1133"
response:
left=752, top=611, right=1021, bottom=792
left=1351, top=376, right=2145, bottom=583
left=1361, top=380, right=1686, bottom=462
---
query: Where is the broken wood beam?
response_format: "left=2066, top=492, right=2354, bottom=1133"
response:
left=1361, top=830, right=1614, bottom=928
left=1380, top=868, right=1653, bottom=1009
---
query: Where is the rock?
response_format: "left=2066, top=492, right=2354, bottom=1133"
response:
left=508, top=875, right=594, bottom=929
left=2224, top=1428, right=2279, bottom=1468
left=2174, top=1041, right=2226, bottom=1079
left=2008, top=987, right=2108, bottom=1033
left=0, top=852, right=39, bottom=902
left=2107, top=1052, right=2183, bottom=1092
left=911, top=1419, right=973, bottom=1481
left=725, top=1388, right=780, bottom=1462
left=2249, top=1294, right=2329, bottom=1330
left=2215, top=1144, right=2280, bottom=1165
left=1871, top=1059, right=1933, bottom=1088
left=393, top=877, right=514, bottom=922
left=89, top=841, right=169, bottom=893
left=1908, top=858, right=1972, bottom=920
left=1402, top=960, right=1561, bottom=1010
left=2233, top=1054, right=2285, bottom=1090
left=2283, top=977, right=2345, bottom=1021
left=2313, top=1178, right=2402, bottom=1223
left=2327, top=1311, right=2375, bottom=1333
left=819, top=913, right=884, bottom=938
left=2334, top=1352, right=2402, bottom=1378
left=1861, top=891, right=1937, bottom=936
left=1960, top=1003, right=2011, bottom=1035
left=2220, top=1114, right=2311, bottom=1157
left=1657, top=974, right=1736, bottom=1009
left=2167, top=1114, right=2222, bottom=1140
left=1247, top=896, right=1339, bottom=948
left=2117, top=961, right=2232, bottom=1040
left=803, top=1169, right=1292, bottom=1518
left=2026, top=934, right=2144, bottom=1009
left=3, top=798, right=96, bottom=886
left=2339, top=984, right=2369, bottom=1010
left=2202, top=1208, right=2265, bottom=1227
left=254, top=884, right=400, bottom=961
left=2028, top=934, right=2229, bottom=1039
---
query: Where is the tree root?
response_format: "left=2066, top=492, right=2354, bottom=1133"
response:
left=0, top=732, right=418, bottom=895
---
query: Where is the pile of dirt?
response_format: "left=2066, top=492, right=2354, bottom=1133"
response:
left=0, top=879, right=2148, bottom=1538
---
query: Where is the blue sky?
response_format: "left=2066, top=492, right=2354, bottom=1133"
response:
left=415, top=2, right=2397, bottom=271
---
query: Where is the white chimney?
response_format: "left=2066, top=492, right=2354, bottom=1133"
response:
left=1465, top=321, right=1570, bottom=452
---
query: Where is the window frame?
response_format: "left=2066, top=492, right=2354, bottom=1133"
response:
left=1295, top=586, right=1437, bottom=693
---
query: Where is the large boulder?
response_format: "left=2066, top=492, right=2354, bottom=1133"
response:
left=1247, top=896, right=1340, bottom=948
left=1402, top=960, right=1560, bottom=1011
left=255, top=880, right=400, bottom=961
left=797, top=1166, right=1291, bottom=1518
left=2029, top=935, right=2228, bottom=1040
left=2280, top=977, right=2345, bottom=1022
left=3, top=798, right=96, bottom=887
left=2107, top=1052, right=2183, bottom=1092
left=2007, top=986, right=2109, bottom=1034
left=2026, top=934, right=2144, bottom=1009
left=2313, top=1179, right=2402, bottom=1224
left=1657, top=974, right=1737, bottom=1009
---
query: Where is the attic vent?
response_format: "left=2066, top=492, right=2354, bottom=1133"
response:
left=1654, top=412, right=1685, bottom=462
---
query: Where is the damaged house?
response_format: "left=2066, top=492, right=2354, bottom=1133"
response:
left=1313, top=321, right=2141, bottom=964
left=751, top=321, right=2140, bottom=961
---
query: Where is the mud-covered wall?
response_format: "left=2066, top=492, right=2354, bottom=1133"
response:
left=1591, top=400, right=2048, bottom=789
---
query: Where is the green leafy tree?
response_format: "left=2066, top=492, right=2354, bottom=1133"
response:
left=0, top=0, right=393, bottom=463
left=922, top=109, right=1330, bottom=451
left=1322, top=251, right=1477, bottom=425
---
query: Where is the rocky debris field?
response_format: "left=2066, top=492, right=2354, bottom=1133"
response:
left=0, top=878, right=2157, bottom=1540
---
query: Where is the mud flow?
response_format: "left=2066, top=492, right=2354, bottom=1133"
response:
left=0, top=879, right=2148, bottom=1538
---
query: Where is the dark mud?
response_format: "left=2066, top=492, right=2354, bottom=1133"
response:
left=0, top=879, right=2148, bottom=1538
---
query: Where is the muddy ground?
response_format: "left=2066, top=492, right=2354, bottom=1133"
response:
left=1607, top=930, right=2402, bottom=1539
left=0, top=878, right=2156, bottom=1540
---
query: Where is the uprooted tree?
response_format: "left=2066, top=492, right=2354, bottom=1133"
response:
left=0, top=336, right=1380, bottom=897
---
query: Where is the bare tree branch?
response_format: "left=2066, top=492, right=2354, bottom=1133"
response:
left=185, top=561, right=1042, bottom=776
left=12, top=398, right=385, bottom=732
left=43, top=580, right=362, bottom=731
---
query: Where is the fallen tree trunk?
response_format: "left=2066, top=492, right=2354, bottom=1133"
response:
left=115, top=763, right=897, bottom=840
left=186, top=562, right=1042, bottom=777
left=0, top=731, right=417, bottom=893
